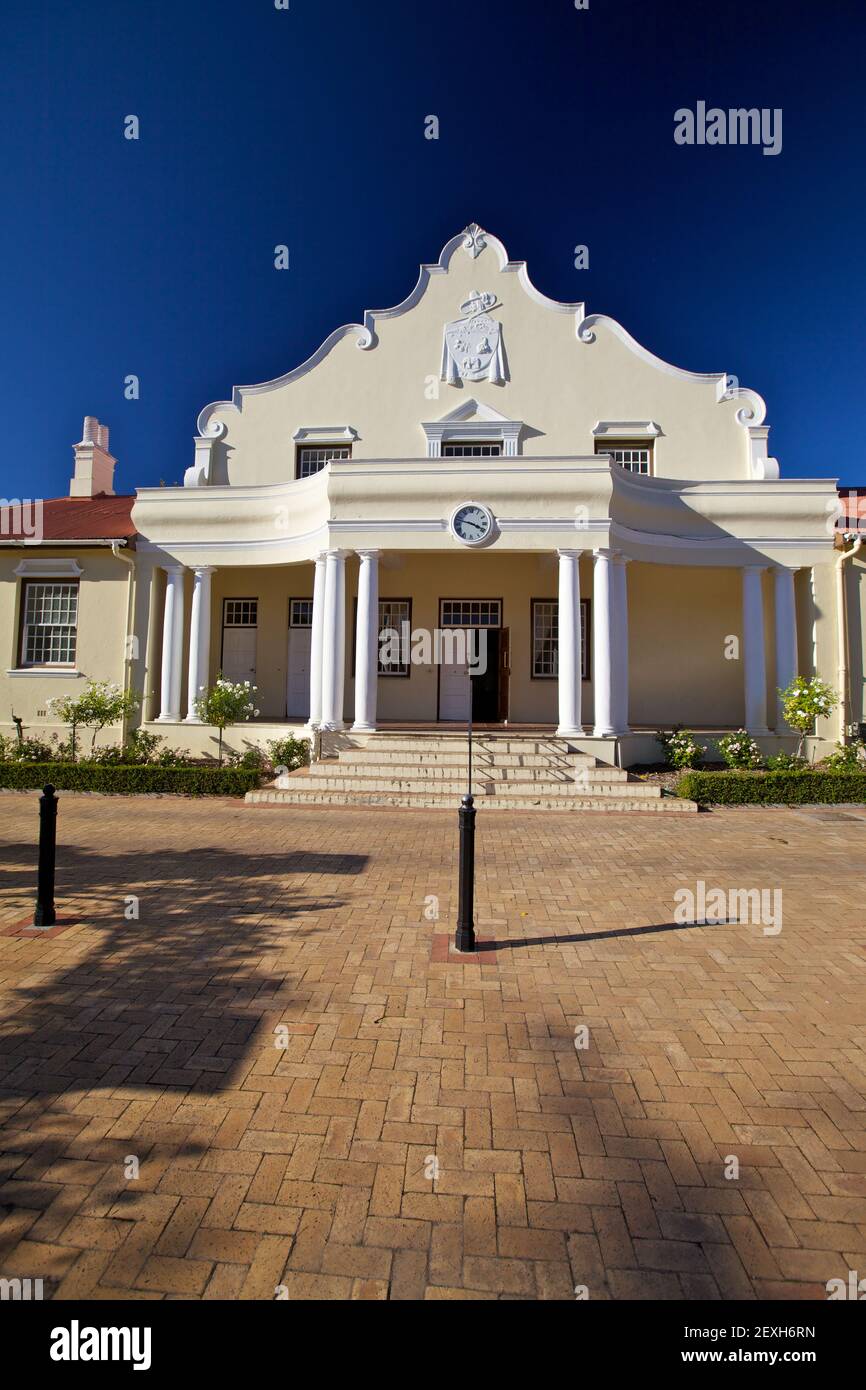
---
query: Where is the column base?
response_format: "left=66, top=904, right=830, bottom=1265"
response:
left=747, top=727, right=770, bottom=736
left=154, top=714, right=181, bottom=723
left=593, top=724, right=617, bottom=737
left=351, top=721, right=377, bottom=733
left=556, top=724, right=584, bottom=737
left=183, top=715, right=203, bottom=724
left=319, top=720, right=345, bottom=732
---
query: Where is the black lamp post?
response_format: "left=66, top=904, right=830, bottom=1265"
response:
left=454, top=666, right=476, bottom=953
left=34, top=784, right=58, bottom=927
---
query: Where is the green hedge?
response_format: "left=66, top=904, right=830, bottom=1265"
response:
left=676, top=769, right=866, bottom=805
left=0, top=762, right=262, bottom=797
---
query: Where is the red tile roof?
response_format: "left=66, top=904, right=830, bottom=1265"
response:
left=3, top=494, right=137, bottom=542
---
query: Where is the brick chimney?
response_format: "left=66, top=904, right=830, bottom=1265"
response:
left=70, top=416, right=116, bottom=497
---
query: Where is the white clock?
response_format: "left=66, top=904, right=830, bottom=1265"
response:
left=449, top=502, right=494, bottom=547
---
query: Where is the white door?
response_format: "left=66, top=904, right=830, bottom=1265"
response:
left=286, top=627, right=312, bottom=719
left=439, top=632, right=470, bottom=720
left=221, top=627, right=257, bottom=685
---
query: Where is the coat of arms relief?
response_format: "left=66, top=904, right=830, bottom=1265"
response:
left=440, top=289, right=507, bottom=385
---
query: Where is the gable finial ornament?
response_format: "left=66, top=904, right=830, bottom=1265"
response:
left=440, top=290, right=507, bottom=386
left=462, top=223, right=487, bottom=259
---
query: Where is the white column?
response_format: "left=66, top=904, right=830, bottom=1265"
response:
left=352, top=550, right=379, bottom=732
left=156, top=565, right=185, bottom=722
left=556, top=549, right=583, bottom=736
left=306, top=552, right=327, bottom=729
left=320, top=550, right=346, bottom=731
left=742, top=566, right=769, bottom=733
left=773, top=566, right=799, bottom=730
left=612, top=553, right=631, bottom=734
left=185, top=566, right=214, bottom=721
left=592, top=549, right=615, bottom=737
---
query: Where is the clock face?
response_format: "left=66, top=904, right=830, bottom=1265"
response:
left=451, top=503, right=493, bottom=546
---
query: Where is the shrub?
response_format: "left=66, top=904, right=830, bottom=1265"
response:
left=657, top=727, right=704, bottom=770
left=88, top=743, right=127, bottom=765
left=716, top=729, right=764, bottom=770
left=822, top=740, right=866, bottom=772
left=266, top=735, right=310, bottom=773
left=765, top=751, right=807, bottom=771
left=0, top=762, right=262, bottom=796
left=10, top=736, right=55, bottom=762
left=153, top=745, right=195, bottom=767
left=124, top=728, right=164, bottom=763
left=226, top=746, right=268, bottom=772
left=778, top=676, right=838, bottom=759
left=193, top=678, right=260, bottom=765
left=676, top=769, right=866, bottom=805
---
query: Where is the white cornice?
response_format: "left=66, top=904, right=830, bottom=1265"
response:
left=13, top=557, right=84, bottom=575
left=593, top=420, right=662, bottom=438
left=292, top=425, right=359, bottom=444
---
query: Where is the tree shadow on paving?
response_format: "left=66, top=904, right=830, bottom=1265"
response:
left=0, top=841, right=367, bottom=1101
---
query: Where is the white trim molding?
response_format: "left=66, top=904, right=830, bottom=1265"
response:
left=292, top=426, right=359, bottom=445
left=6, top=668, right=85, bottom=678
left=593, top=421, right=662, bottom=439
left=422, top=400, right=523, bottom=457
left=13, top=558, right=83, bottom=578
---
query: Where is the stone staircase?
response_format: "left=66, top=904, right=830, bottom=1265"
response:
left=245, top=733, right=696, bottom=812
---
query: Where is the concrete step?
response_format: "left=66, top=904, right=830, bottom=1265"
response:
left=295, top=775, right=662, bottom=798
left=246, top=787, right=695, bottom=812
left=307, top=761, right=630, bottom=784
left=335, top=749, right=599, bottom=769
left=325, top=736, right=584, bottom=756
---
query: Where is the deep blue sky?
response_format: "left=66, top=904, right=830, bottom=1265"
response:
left=2, top=0, right=864, bottom=498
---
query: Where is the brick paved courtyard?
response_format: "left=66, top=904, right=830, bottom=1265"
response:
left=0, top=792, right=864, bottom=1301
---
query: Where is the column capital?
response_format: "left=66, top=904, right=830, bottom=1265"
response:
left=556, top=547, right=583, bottom=559
left=163, top=563, right=186, bottom=576
left=191, top=565, right=216, bottom=576
left=613, top=551, right=632, bottom=565
left=592, top=547, right=616, bottom=561
left=742, top=563, right=769, bottom=572
left=355, top=548, right=380, bottom=560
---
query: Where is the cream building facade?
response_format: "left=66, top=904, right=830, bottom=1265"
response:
left=3, top=225, right=864, bottom=764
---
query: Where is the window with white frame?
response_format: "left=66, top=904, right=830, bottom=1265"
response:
left=223, top=598, right=258, bottom=627
left=289, top=599, right=313, bottom=628
left=440, top=599, right=502, bottom=627
left=377, top=598, right=412, bottom=676
left=296, top=445, right=352, bottom=479
left=20, top=581, right=79, bottom=667
left=531, top=598, right=589, bottom=680
left=441, top=442, right=503, bottom=458
left=594, top=440, right=653, bottom=475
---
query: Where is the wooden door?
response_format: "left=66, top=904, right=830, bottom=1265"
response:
left=497, top=627, right=510, bottom=722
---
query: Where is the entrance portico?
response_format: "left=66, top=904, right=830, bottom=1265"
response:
left=137, top=535, right=812, bottom=765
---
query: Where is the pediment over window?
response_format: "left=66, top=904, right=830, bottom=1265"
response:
left=422, top=400, right=523, bottom=457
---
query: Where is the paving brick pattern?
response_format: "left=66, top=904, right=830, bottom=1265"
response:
left=0, top=792, right=864, bottom=1301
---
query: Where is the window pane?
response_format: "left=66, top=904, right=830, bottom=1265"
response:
left=224, top=599, right=258, bottom=626
left=22, top=582, right=78, bottom=666
left=378, top=599, right=411, bottom=675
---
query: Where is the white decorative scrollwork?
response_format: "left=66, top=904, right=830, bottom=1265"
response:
left=462, top=223, right=487, bottom=260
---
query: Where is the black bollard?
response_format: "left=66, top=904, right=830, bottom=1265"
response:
left=34, top=784, right=58, bottom=927
left=454, top=792, right=476, bottom=952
